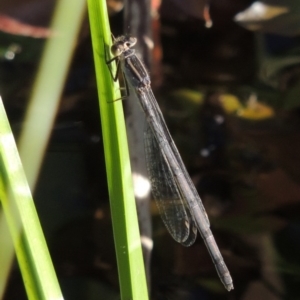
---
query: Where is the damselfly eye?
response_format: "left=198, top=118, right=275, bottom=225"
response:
left=111, top=44, right=122, bottom=56
left=129, top=37, right=137, bottom=46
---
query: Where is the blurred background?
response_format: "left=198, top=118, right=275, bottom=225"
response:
left=1, top=0, right=300, bottom=299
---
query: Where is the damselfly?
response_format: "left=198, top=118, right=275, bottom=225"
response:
left=105, top=35, right=233, bottom=291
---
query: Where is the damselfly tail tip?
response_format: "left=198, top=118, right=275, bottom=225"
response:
left=222, top=274, right=234, bottom=291
left=226, top=283, right=234, bottom=291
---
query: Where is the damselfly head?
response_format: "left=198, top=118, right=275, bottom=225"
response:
left=111, top=35, right=137, bottom=56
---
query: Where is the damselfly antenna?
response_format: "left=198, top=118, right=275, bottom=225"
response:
left=111, top=33, right=116, bottom=42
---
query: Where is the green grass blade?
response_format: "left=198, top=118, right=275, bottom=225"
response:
left=18, top=0, right=86, bottom=191
left=87, top=0, right=149, bottom=299
left=0, top=207, right=14, bottom=298
left=0, top=0, right=86, bottom=297
left=0, top=96, right=63, bottom=299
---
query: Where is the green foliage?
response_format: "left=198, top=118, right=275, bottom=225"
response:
left=0, top=96, right=62, bottom=299
left=87, top=0, right=148, bottom=299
